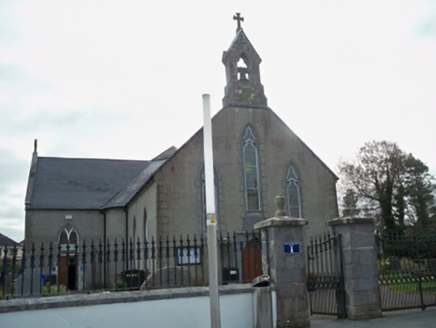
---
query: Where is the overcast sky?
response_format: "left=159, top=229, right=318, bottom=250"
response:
left=1, top=0, right=435, bottom=242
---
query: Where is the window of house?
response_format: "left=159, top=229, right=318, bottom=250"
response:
left=286, top=164, right=302, bottom=218
left=243, top=126, right=261, bottom=212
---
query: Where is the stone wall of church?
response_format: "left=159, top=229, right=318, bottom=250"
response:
left=213, top=106, right=338, bottom=237
left=127, top=181, right=158, bottom=243
left=105, top=208, right=126, bottom=243
left=155, top=138, right=205, bottom=238
left=24, top=209, right=104, bottom=250
left=154, top=106, right=338, bottom=239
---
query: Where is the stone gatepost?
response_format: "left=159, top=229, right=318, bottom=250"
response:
left=328, top=217, right=382, bottom=320
left=254, top=195, right=309, bottom=328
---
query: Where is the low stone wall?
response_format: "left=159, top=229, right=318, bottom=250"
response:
left=0, top=284, right=277, bottom=328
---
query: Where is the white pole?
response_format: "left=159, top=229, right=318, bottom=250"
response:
left=203, top=94, right=215, bottom=215
left=202, top=94, right=221, bottom=328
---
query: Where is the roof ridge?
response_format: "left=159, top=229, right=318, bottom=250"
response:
left=38, top=156, right=149, bottom=162
left=0, top=233, right=19, bottom=246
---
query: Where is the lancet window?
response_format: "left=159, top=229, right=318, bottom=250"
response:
left=286, top=164, right=302, bottom=218
left=243, top=126, right=261, bottom=212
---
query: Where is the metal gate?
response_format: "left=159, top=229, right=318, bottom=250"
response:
left=376, top=232, right=436, bottom=311
left=306, top=233, right=346, bottom=318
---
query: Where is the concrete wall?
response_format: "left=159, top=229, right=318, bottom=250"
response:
left=0, top=285, right=277, bottom=328
left=155, top=106, right=338, bottom=239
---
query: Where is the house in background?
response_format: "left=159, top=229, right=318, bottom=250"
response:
left=0, top=233, right=23, bottom=294
left=0, top=233, right=22, bottom=262
left=24, top=19, right=339, bottom=290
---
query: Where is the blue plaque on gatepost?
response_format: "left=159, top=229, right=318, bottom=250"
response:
left=284, top=242, right=300, bottom=255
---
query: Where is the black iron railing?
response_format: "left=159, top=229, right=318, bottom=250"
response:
left=0, top=231, right=263, bottom=299
left=376, top=232, right=436, bottom=311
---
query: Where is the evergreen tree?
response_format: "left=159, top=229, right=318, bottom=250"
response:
left=404, top=154, right=435, bottom=230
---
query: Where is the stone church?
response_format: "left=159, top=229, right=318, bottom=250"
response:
left=24, top=17, right=339, bottom=289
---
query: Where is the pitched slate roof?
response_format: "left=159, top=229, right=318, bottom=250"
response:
left=28, top=157, right=150, bottom=210
left=27, top=146, right=176, bottom=210
left=102, top=159, right=166, bottom=209
left=0, top=233, right=19, bottom=247
left=102, top=147, right=176, bottom=209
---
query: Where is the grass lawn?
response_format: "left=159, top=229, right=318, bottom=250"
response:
left=379, top=272, right=436, bottom=295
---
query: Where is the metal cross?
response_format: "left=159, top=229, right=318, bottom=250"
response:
left=233, top=13, right=244, bottom=31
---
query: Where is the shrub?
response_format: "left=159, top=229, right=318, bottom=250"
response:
left=43, top=283, right=67, bottom=296
left=113, top=281, right=128, bottom=292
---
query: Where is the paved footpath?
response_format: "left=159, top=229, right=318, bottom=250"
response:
left=311, top=307, right=436, bottom=328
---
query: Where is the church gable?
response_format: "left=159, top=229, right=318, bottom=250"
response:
left=151, top=102, right=338, bottom=237
left=150, top=16, right=338, bottom=236
left=212, top=105, right=338, bottom=222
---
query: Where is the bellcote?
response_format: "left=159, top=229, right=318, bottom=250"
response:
left=222, top=14, right=268, bottom=108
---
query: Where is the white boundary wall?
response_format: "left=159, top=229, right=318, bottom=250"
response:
left=0, top=285, right=277, bottom=328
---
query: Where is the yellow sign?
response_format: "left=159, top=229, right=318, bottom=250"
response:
left=207, top=219, right=216, bottom=226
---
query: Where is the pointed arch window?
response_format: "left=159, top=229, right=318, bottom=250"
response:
left=59, top=224, right=78, bottom=252
left=133, top=217, right=137, bottom=243
left=286, top=164, right=302, bottom=218
left=243, top=126, right=261, bottom=212
left=143, top=208, right=148, bottom=242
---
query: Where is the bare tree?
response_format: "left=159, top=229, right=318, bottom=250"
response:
left=339, top=141, right=406, bottom=232
left=339, top=141, right=436, bottom=233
